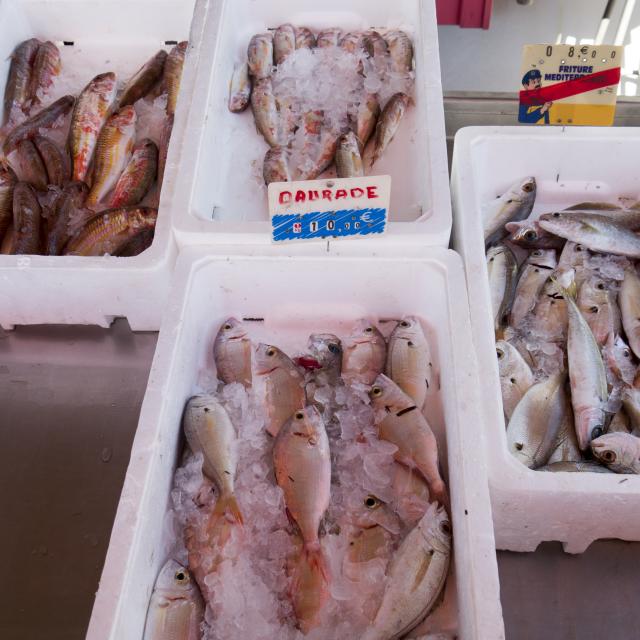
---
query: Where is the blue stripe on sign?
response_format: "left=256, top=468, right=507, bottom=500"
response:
left=272, top=207, right=387, bottom=242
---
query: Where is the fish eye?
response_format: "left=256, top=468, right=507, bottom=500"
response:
left=174, top=570, right=189, bottom=583
left=524, top=230, right=537, bottom=241
left=591, top=427, right=603, bottom=439
left=224, top=323, right=232, bottom=330
left=602, top=450, right=616, bottom=463
left=576, top=245, right=583, bottom=251
left=624, top=349, right=631, bottom=358
left=496, top=347, right=504, bottom=359
left=589, top=306, right=599, bottom=313
left=510, top=377, right=516, bottom=384
left=596, top=282, right=605, bottom=290
left=515, top=442, right=524, bottom=451
left=523, top=183, right=534, bottom=193
left=364, top=327, right=373, bottom=333
left=328, top=343, right=340, bottom=354
left=506, top=199, right=513, bottom=204
left=400, top=320, right=410, bottom=328
left=532, top=250, right=542, bottom=256
left=364, top=494, right=381, bottom=509
left=266, top=347, right=276, bottom=357
left=371, top=386, right=382, bottom=397
left=440, top=520, right=452, bottom=535
left=407, top=340, right=415, bottom=347
left=552, top=212, right=561, bottom=217
left=295, top=411, right=304, bottom=420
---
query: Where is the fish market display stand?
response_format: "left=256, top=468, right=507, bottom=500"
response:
left=87, top=246, right=505, bottom=640
left=451, top=126, right=640, bottom=553
left=0, top=0, right=203, bottom=330
left=170, top=0, right=452, bottom=248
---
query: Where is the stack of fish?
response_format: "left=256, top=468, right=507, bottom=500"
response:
left=228, top=25, right=415, bottom=185
left=144, top=316, right=452, bottom=640
left=485, top=177, right=640, bottom=475
left=0, top=39, right=187, bottom=257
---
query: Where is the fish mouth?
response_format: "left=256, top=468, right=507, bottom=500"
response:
left=255, top=365, right=278, bottom=376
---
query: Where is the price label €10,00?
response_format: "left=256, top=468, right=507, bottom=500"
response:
left=519, top=43, right=623, bottom=126
left=267, top=175, right=391, bottom=243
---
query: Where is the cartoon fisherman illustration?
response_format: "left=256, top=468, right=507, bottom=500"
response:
left=519, top=69, right=553, bottom=124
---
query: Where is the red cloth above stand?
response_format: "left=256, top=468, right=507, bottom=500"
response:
left=436, top=0, right=493, bottom=29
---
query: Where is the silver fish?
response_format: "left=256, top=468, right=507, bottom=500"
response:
left=604, top=334, right=637, bottom=386
left=251, top=78, right=280, bottom=147
left=487, top=244, right=518, bottom=337
left=370, top=374, right=448, bottom=507
left=496, top=340, right=534, bottom=420
left=307, top=333, right=342, bottom=380
left=254, top=343, right=305, bottom=437
left=539, top=212, right=640, bottom=258
left=228, top=62, right=252, bottom=113
left=335, top=130, right=363, bottom=178
left=386, top=316, right=433, bottom=409
left=530, top=267, right=575, bottom=344
left=509, top=249, right=557, bottom=330
left=507, top=373, right=569, bottom=469
left=247, top=33, right=273, bottom=79
left=546, top=405, right=581, bottom=464
left=484, top=177, right=536, bottom=247
left=182, top=395, right=243, bottom=525
left=342, top=318, right=386, bottom=386
left=362, top=503, right=451, bottom=640
left=143, top=560, right=204, bottom=640
left=505, top=219, right=566, bottom=250
left=619, top=266, right=640, bottom=359
left=559, top=278, right=608, bottom=450
left=577, top=277, right=620, bottom=346
left=213, top=317, right=252, bottom=387
left=591, top=432, right=640, bottom=473
left=274, top=24, right=296, bottom=65
left=384, top=30, right=414, bottom=74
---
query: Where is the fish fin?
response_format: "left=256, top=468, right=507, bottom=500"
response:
left=564, top=201, right=621, bottom=211
left=303, top=542, right=330, bottom=583
left=212, top=492, right=244, bottom=525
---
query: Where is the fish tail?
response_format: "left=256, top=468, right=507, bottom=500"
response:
left=213, top=492, right=244, bottom=526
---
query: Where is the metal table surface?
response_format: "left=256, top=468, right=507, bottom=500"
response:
left=1, top=322, right=639, bottom=639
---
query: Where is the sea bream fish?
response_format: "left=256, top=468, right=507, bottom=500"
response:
left=182, top=395, right=243, bottom=525
left=213, top=317, right=252, bottom=387
left=254, top=343, right=305, bottom=437
left=274, top=24, right=296, bottom=64
left=247, top=33, right=274, bottom=79
left=486, top=244, right=518, bottom=337
left=142, top=560, right=204, bottom=640
left=386, top=316, right=434, bottom=409
left=591, top=432, right=640, bottom=474
left=483, top=177, right=536, bottom=247
left=273, top=406, right=331, bottom=634
left=341, top=319, right=386, bottom=386
left=370, top=374, right=448, bottom=507
left=506, top=219, right=566, bottom=250
left=362, top=503, right=451, bottom=640
left=558, top=277, right=609, bottom=450
left=370, top=93, right=410, bottom=168
left=69, top=72, right=118, bottom=183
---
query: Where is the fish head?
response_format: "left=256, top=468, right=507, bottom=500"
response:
left=369, top=373, right=413, bottom=412
left=505, top=220, right=544, bottom=248
left=286, top=405, right=325, bottom=443
left=217, top=317, right=248, bottom=342
left=503, top=176, right=536, bottom=207
left=308, top=333, right=342, bottom=371
left=418, top=502, right=452, bottom=552
left=345, top=318, right=384, bottom=347
left=154, top=560, right=197, bottom=599
left=539, top=212, right=603, bottom=240
left=495, top=340, right=521, bottom=377
left=528, top=248, right=558, bottom=269
left=508, top=435, right=537, bottom=468
left=591, top=433, right=638, bottom=472
left=91, top=71, right=117, bottom=93
left=575, top=406, right=607, bottom=451
left=112, top=104, right=137, bottom=128
left=350, top=493, right=402, bottom=533
left=254, top=343, right=291, bottom=375
left=390, top=315, right=424, bottom=342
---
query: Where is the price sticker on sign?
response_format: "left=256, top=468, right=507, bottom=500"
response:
left=519, top=44, right=623, bottom=126
left=268, top=176, right=390, bottom=243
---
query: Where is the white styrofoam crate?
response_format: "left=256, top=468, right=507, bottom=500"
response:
left=170, top=0, right=451, bottom=248
left=86, top=246, right=504, bottom=640
left=451, top=126, right=640, bottom=553
left=0, top=0, right=204, bottom=330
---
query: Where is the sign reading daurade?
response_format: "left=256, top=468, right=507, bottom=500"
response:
left=268, top=176, right=391, bottom=243
left=519, top=44, right=623, bottom=126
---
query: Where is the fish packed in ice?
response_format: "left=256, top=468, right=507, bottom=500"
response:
left=229, top=25, right=415, bottom=185
left=146, top=315, right=452, bottom=639
left=484, top=177, right=640, bottom=474
left=0, top=39, right=188, bottom=257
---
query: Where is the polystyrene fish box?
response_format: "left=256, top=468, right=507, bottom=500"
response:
left=0, top=0, right=201, bottom=330
left=171, top=0, right=451, bottom=248
left=451, top=126, right=640, bottom=553
left=86, top=246, right=504, bottom=640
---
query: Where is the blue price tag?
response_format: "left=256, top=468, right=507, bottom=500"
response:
left=272, top=207, right=386, bottom=242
